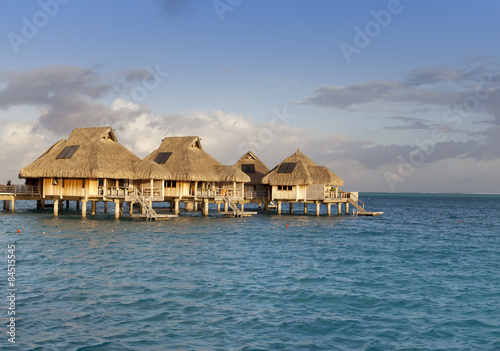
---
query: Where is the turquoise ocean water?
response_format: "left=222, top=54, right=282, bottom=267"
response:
left=1, top=193, right=500, bottom=350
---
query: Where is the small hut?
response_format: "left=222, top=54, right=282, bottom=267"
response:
left=18, top=127, right=170, bottom=217
left=262, top=149, right=343, bottom=202
left=234, top=151, right=270, bottom=198
left=143, top=136, right=250, bottom=201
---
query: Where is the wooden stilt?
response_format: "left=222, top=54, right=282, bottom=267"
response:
left=11, top=200, right=15, bottom=213
left=277, top=201, right=282, bottom=214
left=217, top=203, right=221, bottom=212
left=81, top=200, right=87, bottom=218
left=76, top=200, right=80, bottom=210
left=41, top=199, right=45, bottom=210
left=290, top=202, right=294, bottom=214
left=54, top=199, right=59, bottom=217
left=337, top=203, right=342, bottom=215
left=91, top=201, right=96, bottom=216
left=316, top=203, right=320, bottom=216
left=37, top=200, right=41, bottom=210
left=114, top=199, right=120, bottom=219
left=202, top=199, right=209, bottom=216
left=66, top=200, right=70, bottom=209
left=304, top=203, right=308, bottom=214
left=104, top=201, right=108, bottom=213
left=129, top=202, right=134, bottom=216
left=345, top=203, right=349, bottom=215
left=327, top=204, right=331, bottom=216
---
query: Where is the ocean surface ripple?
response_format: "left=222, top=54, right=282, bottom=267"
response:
left=1, top=194, right=500, bottom=350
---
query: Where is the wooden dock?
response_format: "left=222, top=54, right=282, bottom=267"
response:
left=131, top=213, right=178, bottom=220
left=357, top=211, right=384, bottom=216
left=221, top=211, right=257, bottom=218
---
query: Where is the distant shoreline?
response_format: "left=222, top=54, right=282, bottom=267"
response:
left=359, top=192, right=500, bottom=197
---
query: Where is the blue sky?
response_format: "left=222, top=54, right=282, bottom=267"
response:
left=1, top=0, right=499, bottom=193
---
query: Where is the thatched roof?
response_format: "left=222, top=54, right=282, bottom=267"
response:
left=261, top=149, right=344, bottom=186
left=19, top=127, right=170, bottom=180
left=144, top=136, right=250, bottom=182
left=234, top=151, right=270, bottom=185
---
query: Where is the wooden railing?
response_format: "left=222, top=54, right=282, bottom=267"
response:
left=244, top=191, right=268, bottom=200
left=98, top=186, right=163, bottom=200
left=189, top=188, right=244, bottom=199
left=0, top=185, right=40, bottom=195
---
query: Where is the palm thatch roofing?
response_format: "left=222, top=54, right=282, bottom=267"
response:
left=261, top=149, right=344, bottom=186
left=144, top=136, right=250, bottom=182
left=19, top=127, right=171, bottom=180
left=234, top=151, right=270, bottom=185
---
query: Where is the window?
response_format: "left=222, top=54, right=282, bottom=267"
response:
left=241, top=164, right=255, bottom=174
left=56, top=145, right=80, bottom=159
left=154, top=152, right=172, bottom=164
left=278, top=185, right=292, bottom=191
left=277, top=163, right=296, bottom=174
left=98, top=178, right=104, bottom=187
left=165, top=180, right=177, bottom=188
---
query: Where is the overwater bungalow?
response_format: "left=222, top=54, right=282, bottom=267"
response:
left=3, top=127, right=380, bottom=219
left=262, top=149, right=362, bottom=215
left=143, top=136, right=250, bottom=215
left=234, top=151, right=270, bottom=199
left=18, top=127, right=169, bottom=218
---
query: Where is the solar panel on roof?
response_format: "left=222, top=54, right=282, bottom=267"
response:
left=277, top=162, right=296, bottom=174
left=56, top=145, right=80, bottom=159
left=154, top=152, right=172, bottom=164
left=241, top=164, right=255, bottom=173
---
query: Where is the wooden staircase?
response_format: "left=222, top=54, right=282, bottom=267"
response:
left=223, top=194, right=242, bottom=216
left=134, top=189, right=157, bottom=220
left=348, top=194, right=383, bottom=216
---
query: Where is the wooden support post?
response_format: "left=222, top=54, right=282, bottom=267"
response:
left=37, top=200, right=41, bottom=210
left=170, top=201, right=174, bottom=212
left=91, top=201, right=96, bottom=216
left=11, top=200, right=15, bottom=213
left=81, top=200, right=87, bottom=218
left=345, top=203, right=349, bottom=215
left=2, top=200, right=5, bottom=211
left=114, top=199, right=120, bottom=219
left=41, top=199, right=45, bottom=210
left=66, top=200, right=70, bottom=209
left=258, top=203, right=262, bottom=209
left=76, top=200, right=80, bottom=210
left=290, top=202, right=294, bottom=214
left=304, top=203, right=308, bottom=214
left=104, top=201, right=108, bottom=213
left=327, top=204, right=331, bottom=216
left=316, top=203, right=320, bottom=216
left=174, top=200, right=180, bottom=215
left=241, top=203, right=244, bottom=212
left=217, top=203, right=221, bottom=212
left=185, top=202, right=194, bottom=212
left=337, top=203, right=342, bottom=215
left=120, top=202, right=124, bottom=217
left=265, top=204, right=268, bottom=212
left=277, top=201, right=282, bottom=214
left=129, top=202, right=134, bottom=216
left=202, top=199, right=209, bottom=216
left=54, top=199, right=59, bottom=217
